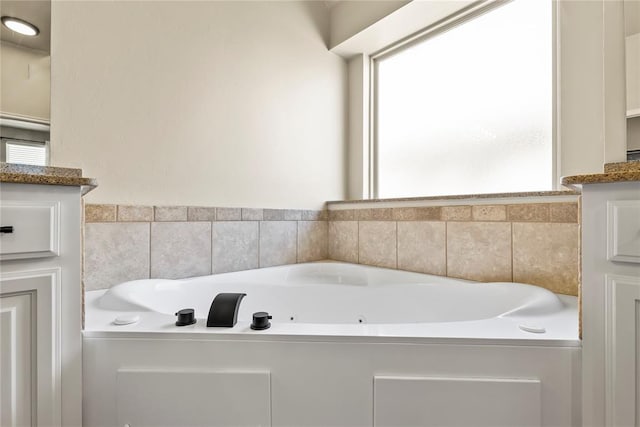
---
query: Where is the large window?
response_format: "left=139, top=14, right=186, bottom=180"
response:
left=374, top=0, right=552, bottom=198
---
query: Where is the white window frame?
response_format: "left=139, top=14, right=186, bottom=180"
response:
left=333, top=0, right=626, bottom=201
left=368, top=0, right=558, bottom=199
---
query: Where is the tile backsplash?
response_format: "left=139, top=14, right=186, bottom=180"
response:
left=83, top=205, right=328, bottom=290
left=327, top=200, right=580, bottom=296
left=84, top=198, right=580, bottom=296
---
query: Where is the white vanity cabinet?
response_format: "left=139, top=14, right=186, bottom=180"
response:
left=581, top=180, right=640, bottom=427
left=0, top=182, right=84, bottom=427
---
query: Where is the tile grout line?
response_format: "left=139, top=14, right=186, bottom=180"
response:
left=148, top=221, right=152, bottom=279
left=395, top=221, right=398, bottom=269
left=510, top=221, right=514, bottom=282
left=209, top=220, right=214, bottom=275
left=296, top=221, right=300, bottom=264
left=296, top=220, right=300, bottom=264
left=444, top=221, right=448, bottom=278
left=324, top=219, right=329, bottom=260
left=356, top=221, right=360, bottom=264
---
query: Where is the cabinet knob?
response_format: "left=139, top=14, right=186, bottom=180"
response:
left=0, top=226, right=13, bottom=233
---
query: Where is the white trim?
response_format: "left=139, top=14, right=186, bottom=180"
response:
left=0, top=114, right=50, bottom=131
left=627, top=108, right=640, bottom=118
left=552, top=0, right=560, bottom=190
left=330, top=0, right=480, bottom=58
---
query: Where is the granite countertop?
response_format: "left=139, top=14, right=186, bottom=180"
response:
left=0, top=163, right=97, bottom=194
left=562, top=161, right=640, bottom=187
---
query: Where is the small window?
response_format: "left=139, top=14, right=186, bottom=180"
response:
left=2, top=139, right=49, bottom=166
left=374, top=0, right=553, bottom=198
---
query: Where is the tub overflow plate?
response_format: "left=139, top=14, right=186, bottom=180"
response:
left=519, top=324, right=546, bottom=334
left=113, top=315, right=140, bottom=326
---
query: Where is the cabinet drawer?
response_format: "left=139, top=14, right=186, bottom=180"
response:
left=0, top=201, right=60, bottom=260
left=607, top=200, right=640, bottom=263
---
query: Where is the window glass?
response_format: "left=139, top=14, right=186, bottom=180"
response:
left=375, top=0, right=552, bottom=198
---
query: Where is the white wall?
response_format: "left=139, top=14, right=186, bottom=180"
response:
left=51, top=1, right=346, bottom=209
left=1, top=42, right=50, bottom=122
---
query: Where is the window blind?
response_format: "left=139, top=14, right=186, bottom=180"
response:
left=5, top=141, right=47, bottom=166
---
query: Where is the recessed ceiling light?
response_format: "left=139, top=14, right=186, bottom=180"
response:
left=1, top=16, right=39, bottom=37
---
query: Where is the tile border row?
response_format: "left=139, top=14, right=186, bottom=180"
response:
left=328, top=202, right=579, bottom=223
left=85, top=204, right=328, bottom=223
left=85, top=201, right=579, bottom=224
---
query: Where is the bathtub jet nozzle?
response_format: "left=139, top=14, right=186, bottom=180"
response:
left=206, top=293, right=246, bottom=327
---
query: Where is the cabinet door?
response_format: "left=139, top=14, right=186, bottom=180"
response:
left=1, top=270, right=60, bottom=427
left=606, top=274, right=640, bottom=426
left=0, top=293, right=34, bottom=427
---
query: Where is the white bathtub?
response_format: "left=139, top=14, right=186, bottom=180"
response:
left=83, top=262, right=581, bottom=427
left=86, top=261, right=577, bottom=340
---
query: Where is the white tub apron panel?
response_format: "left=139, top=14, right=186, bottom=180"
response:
left=116, top=370, right=271, bottom=427
left=373, top=376, right=541, bottom=427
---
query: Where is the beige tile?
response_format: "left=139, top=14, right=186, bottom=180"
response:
left=84, top=223, right=150, bottom=290
left=212, top=221, right=259, bottom=274
left=507, top=204, right=550, bottom=222
left=85, top=204, right=116, bottom=222
left=513, top=223, right=580, bottom=296
left=397, top=221, right=446, bottom=275
left=392, top=207, right=441, bottom=221
left=298, top=221, right=328, bottom=262
left=259, top=221, right=297, bottom=267
left=263, top=209, right=301, bottom=221
left=357, top=208, right=393, bottom=221
left=241, top=208, right=263, bottom=221
left=447, top=222, right=512, bottom=282
left=263, top=209, right=286, bottom=220
left=150, top=222, right=212, bottom=279
left=549, top=203, right=579, bottom=223
left=118, top=205, right=153, bottom=222
left=328, top=221, right=358, bottom=263
left=359, top=221, right=397, bottom=269
left=188, top=207, right=216, bottom=221
left=329, top=209, right=357, bottom=221
left=216, top=207, right=241, bottom=221
left=441, top=206, right=472, bottom=221
left=471, top=205, right=506, bottom=221
left=283, top=210, right=302, bottom=220
left=301, top=210, right=327, bottom=221
left=154, top=206, right=188, bottom=222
